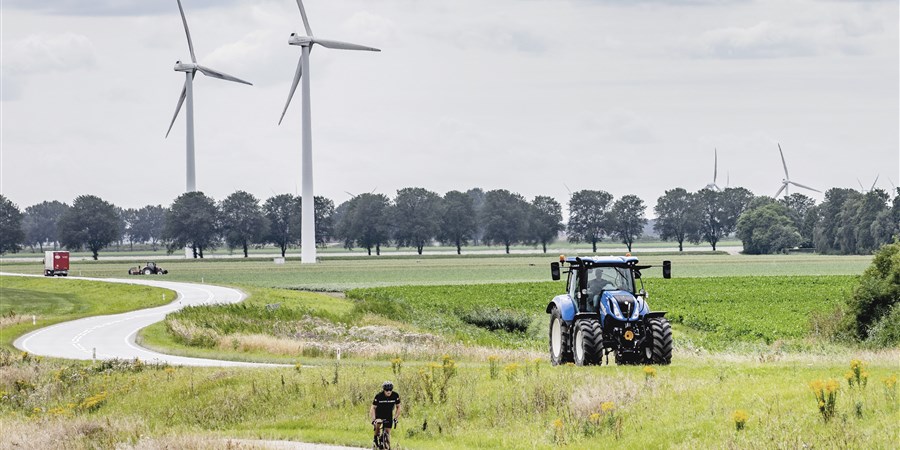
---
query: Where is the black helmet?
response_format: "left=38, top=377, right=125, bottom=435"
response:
left=382, top=381, right=394, bottom=391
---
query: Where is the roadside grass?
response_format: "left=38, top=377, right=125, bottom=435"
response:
left=1, top=351, right=897, bottom=449
left=0, top=253, right=872, bottom=291
left=0, top=277, right=174, bottom=351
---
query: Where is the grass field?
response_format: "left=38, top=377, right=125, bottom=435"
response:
left=1, top=253, right=896, bottom=449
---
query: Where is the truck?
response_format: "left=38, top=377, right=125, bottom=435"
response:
left=546, top=255, right=673, bottom=366
left=44, top=251, right=70, bottom=277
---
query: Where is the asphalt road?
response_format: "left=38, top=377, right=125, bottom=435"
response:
left=7, top=273, right=287, bottom=368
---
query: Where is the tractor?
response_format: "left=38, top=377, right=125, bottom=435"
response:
left=546, top=255, right=672, bottom=366
left=128, top=262, right=168, bottom=275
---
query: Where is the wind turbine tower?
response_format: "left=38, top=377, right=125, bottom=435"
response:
left=704, top=149, right=721, bottom=191
left=278, top=0, right=380, bottom=264
left=166, top=0, right=253, bottom=192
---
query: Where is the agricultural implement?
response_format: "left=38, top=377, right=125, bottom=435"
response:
left=546, top=255, right=672, bottom=366
left=128, top=262, right=168, bottom=275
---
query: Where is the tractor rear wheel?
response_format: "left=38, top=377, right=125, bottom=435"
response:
left=143, top=268, right=152, bottom=275
left=647, top=317, right=673, bottom=365
left=549, top=307, right=574, bottom=366
left=573, top=319, right=603, bottom=366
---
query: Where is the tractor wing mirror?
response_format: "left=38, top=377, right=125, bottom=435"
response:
left=550, top=262, right=561, bottom=281
left=662, top=260, right=672, bottom=279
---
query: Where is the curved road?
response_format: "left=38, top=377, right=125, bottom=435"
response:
left=6, top=273, right=285, bottom=367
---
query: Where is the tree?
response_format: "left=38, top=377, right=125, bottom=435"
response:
left=129, top=205, right=167, bottom=251
left=481, top=189, right=530, bottom=254
left=219, top=191, right=266, bottom=258
left=720, top=187, right=755, bottom=236
left=438, top=190, right=476, bottom=254
left=164, top=192, right=219, bottom=258
left=264, top=194, right=301, bottom=257
left=467, top=188, right=486, bottom=246
left=779, top=193, right=817, bottom=248
left=567, top=190, right=614, bottom=252
left=609, top=195, right=647, bottom=252
left=57, top=195, right=121, bottom=260
left=653, top=188, right=694, bottom=252
left=336, top=193, right=392, bottom=255
left=0, top=195, right=25, bottom=255
left=529, top=196, right=564, bottom=253
left=736, top=201, right=801, bottom=254
left=22, top=200, right=68, bottom=252
left=392, top=188, right=441, bottom=255
left=853, top=189, right=890, bottom=253
left=814, top=188, right=862, bottom=254
left=689, top=188, right=725, bottom=251
left=840, top=241, right=900, bottom=344
left=315, top=196, right=335, bottom=247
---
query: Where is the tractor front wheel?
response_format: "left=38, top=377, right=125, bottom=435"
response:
left=573, top=319, right=603, bottom=366
left=647, top=317, right=673, bottom=365
left=549, top=307, right=574, bottom=366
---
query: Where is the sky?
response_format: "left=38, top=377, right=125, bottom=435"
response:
left=2, top=0, right=898, bottom=217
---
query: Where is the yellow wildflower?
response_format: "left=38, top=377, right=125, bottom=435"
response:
left=600, top=401, right=615, bottom=413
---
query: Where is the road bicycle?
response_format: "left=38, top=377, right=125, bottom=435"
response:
left=372, top=418, right=397, bottom=449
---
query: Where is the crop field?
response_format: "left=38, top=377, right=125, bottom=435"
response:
left=0, top=252, right=872, bottom=291
left=0, top=254, right=896, bottom=449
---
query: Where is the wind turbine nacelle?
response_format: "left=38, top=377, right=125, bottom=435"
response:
left=288, top=33, right=313, bottom=46
left=174, top=61, right=198, bottom=72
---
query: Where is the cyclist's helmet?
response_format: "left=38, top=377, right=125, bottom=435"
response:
left=382, top=381, right=394, bottom=391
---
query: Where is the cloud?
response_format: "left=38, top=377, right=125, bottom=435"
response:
left=5, top=0, right=244, bottom=16
left=1, top=33, right=98, bottom=100
left=583, top=111, right=658, bottom=144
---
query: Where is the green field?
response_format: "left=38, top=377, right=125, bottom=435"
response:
left=1, top=253, right=897, bottom=449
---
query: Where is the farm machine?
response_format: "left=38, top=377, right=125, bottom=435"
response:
left=128, top=262, right=168, bottom=275
left=546, top=255, right=672, bottom=366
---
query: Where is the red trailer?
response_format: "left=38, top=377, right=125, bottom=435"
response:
left=44, top=251, right=69, bottom=277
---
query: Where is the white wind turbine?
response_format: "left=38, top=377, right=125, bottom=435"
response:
left=774, top=144, right=821, bottom=198
left=278, top=0, right=380, bottom=264
left=856, top=175, right=879, bottom=193
left=703, top=148, right=721, bottom=191
left=166, top=0, right=252, bottom=192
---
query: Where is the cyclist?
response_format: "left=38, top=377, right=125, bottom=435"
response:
left=370, top=381, right=401, bottom=446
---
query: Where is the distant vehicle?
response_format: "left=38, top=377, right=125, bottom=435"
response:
left=44, top=251, right=70, bottom=277
left=128, top=262, right=168, bottom=275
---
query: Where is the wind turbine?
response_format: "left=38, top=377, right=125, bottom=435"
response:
left=703, top=148, right=721, bottom=191
left=166, top=0, right=252, bottom=192
left=774, top=144, right=821, bottom=198
left=278, top=0, right=380, bottom=264
left=856, top=175, right=879, bottom=193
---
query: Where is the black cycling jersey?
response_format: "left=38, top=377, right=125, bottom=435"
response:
left=373, top=391, right=401, bottom=419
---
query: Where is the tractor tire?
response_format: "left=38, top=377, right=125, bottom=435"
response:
left=549, top=307, right=574, bottom=366
left=573, top=319, right=603, bottom=366
left=143, top=268, right=152, bottom=275
left=647, top=317, right=673, bottom=365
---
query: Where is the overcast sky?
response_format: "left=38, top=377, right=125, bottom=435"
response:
left=2, top=0, right=897, bottom=216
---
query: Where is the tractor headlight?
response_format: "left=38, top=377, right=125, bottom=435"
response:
left=630, top=299, right=642, bottom=320
left=610, top=299, right=623, bottom=319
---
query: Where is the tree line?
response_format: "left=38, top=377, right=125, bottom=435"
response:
left=0, top=185, right=897, bottom=259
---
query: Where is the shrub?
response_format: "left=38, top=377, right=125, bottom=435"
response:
left=458, top=307, right=531, bottom=333
left=841, top=241, right=900, bottom=344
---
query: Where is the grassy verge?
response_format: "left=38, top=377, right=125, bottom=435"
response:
left=0, top=276, right=174, bottom=351
left=1, top=351, right=897, bottom=449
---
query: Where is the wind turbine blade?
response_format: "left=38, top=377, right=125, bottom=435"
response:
left=774, top=183, right=787, bottom=198
left=857, top=178, right=865, bottom=191
left=778, top=143, right=789, bottom=179
left=165, top=80, right=188, bottom=138
left=871, top=175, right=879, bottom=191
left=295, top=0, right=313, bottom=36
left=789, top=181, right=821, bottom=193
left=314, top=39, right=380, bottom=52
left=196, top=65, right=253, bottom=85
left=278, top=56, right=304, bottom=125
left=713, top=148, right=718, bottom=184
left=176, top=0, right=197, bottom=64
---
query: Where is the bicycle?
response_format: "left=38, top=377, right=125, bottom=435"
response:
left=372, top=418, right=397, bottom=449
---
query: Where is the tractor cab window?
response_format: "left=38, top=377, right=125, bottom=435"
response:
left=586, top=267, right=633, bottom=295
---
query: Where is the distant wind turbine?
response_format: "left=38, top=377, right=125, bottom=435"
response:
left=704, top=149, right=721, bottom=191
left=774, top=144, right=821, bottom=198
left=166, top=0, right=252, bottom=193
left=856, top=175, right=879, bottom=193
left=278, top=0, right=380, bottom=264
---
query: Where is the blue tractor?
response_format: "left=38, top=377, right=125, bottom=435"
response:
left=546, top=256, right=673, bottom=366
